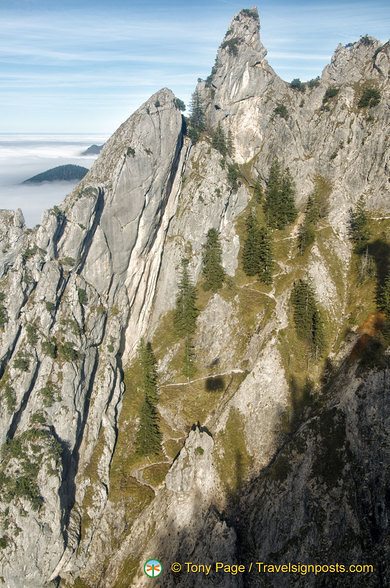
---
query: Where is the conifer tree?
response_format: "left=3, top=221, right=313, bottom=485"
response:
left=257, top=225, right=274, bottom=285
left=312, top=307, right=325, bottom=360
left=190, top=90, right=205, bottom=131
left=242, top=211, right=274, bottom=284
left=227, top=128, right=234, bottom=157
left=348, top=196, right=370, bottom=254
left=212, top=122, right=227, bottom=157
left=135, top=396, right=161, bottom=456
left=242, top=211, right=260, bottom=276
left=183, top=336, right=197, bottom=379
left=202, top=228, right=225, bottom=291
left=138, top=338, right=158, bottom=403
left=291, top=278, right=325, bottom=357
left=264, top=158, right=281, bottom=227
left=174, top=258, right=199, bottom=377
left=253, top=179, right=263, bottom=203
left=174, top=258, right=199, bottom=337
left=279, top=167, right=298, bottom=227
left=298, top=193, right=316, bottom=255
left=298, top=184, right=329, bottom=255
left=298, top=219, right=315, bottom=254
left=264, top=159, right=297, bottom=229
left=135, top=339, right=161, bottom=456
left=378, top=272, right=390, bottom=318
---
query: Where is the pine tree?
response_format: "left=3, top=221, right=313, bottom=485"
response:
left=174, top=258, right=199, bottom=377
left=279, top=168, right=298, bottom=227
left=257, top=225, right=274, bottom=285
left=138, top=338, right=158, bottom=403
left=291, top=279, right=325, bottom=358
left=298, top=183, right=329, bottom=255
left=378, top=272, right=390, bottom=317
left=264, top=158, right=281, bottom=227
left=183, top=336, right=197, bottom=379
left=242, top=211, right=260, bottom=276
left=212, top=122, right=227, bottom=157
left=135, top=396, right=161, bottom=456
left=305, top=193, right=320, bottom=225
left=190, top=90, right=205, bottom=132
left=348, top=196, right=370, bottom=254
left=242, top=211, right=274, bottom=284
left=253, top=179, right=263, bottom=203
left=174, top=258, right=199, bottom=337
left=202, top=228, right=225, bottom=291
left=298, top=219, right=315, bottom=254
left=264, top=159, right=297, bottom=229
left=135, top=339, right=161, bottom=456
left=227, top=128, right=234, bottom=157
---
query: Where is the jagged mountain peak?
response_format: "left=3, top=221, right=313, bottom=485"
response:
left=205, top=5, right=268, bottom=87
left=323, top=35, right=388, bottom=84
left=220, top=7, right=261, bottom=51
left=67, top=87, right=180, bottom=192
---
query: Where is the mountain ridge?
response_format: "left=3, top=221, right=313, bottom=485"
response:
left=0, top=7, right=389, bottom=587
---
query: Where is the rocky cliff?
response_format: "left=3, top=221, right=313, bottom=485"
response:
left=0, top=7, right=389, bottom=588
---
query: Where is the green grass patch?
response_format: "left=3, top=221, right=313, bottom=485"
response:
left=142, top=463, right=170, bottom=488
left=163, top=438, right=185, bottom=460
left=159, top=379, right=225, bottom=431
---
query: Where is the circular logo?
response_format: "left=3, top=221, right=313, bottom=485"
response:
left=144, top=559, right=163, bottom=578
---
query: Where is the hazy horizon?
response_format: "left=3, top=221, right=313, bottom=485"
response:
left=0, top=133, right=108, bottom=226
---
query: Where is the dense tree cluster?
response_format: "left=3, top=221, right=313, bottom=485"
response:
left=290, top=78, right=306, bottom=92
left=135, top=339, right=161, bottom=456
left=291, top=279, right=325, bottom=359
left=242, top=210, right=274, bottom=284
left=264, top=158, right=297, bottom=229
left=358, top=88, right=381, bottom=109
left=348, top=196, right=370, bottom=254
left=202, top=228, right=225, bottom=292
left=253, top=180, right=263, bottom=203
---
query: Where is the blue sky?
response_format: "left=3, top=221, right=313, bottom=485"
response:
left=0, top=0, right=389, bottom=134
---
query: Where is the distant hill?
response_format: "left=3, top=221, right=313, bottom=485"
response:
left=81, top=144, right=104, bottom=156
left=23, top=164, right=89, bottom=184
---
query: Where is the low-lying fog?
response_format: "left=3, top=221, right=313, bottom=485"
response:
left=0, top=134, right=108, bottom=227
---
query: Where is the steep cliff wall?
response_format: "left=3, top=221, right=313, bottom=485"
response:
left=0, top=7, right=389, bottom=588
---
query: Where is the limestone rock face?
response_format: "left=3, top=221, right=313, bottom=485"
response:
left=0, top=88, right=187, bottom=586
left=0, top=7, right=390, bottom=588
left=197, top=8, right=390, bottom=224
